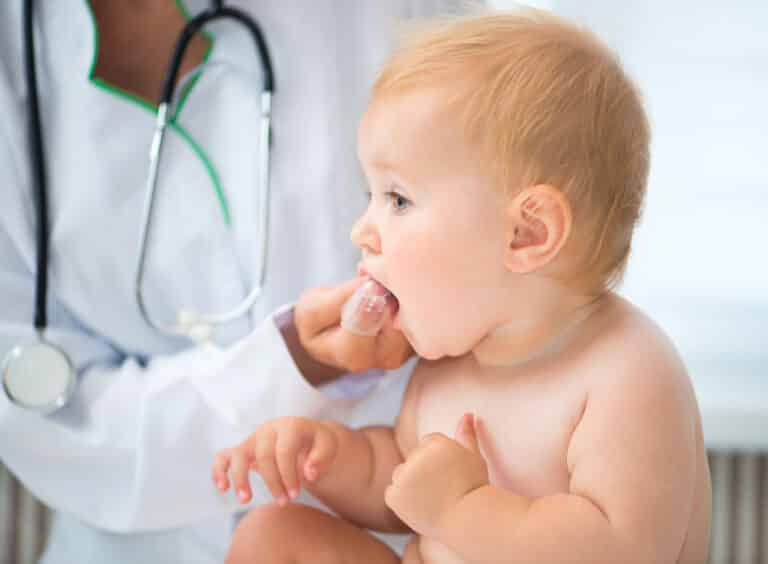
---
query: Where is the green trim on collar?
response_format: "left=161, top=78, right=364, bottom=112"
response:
left=82, top=0, right=230, bottom=226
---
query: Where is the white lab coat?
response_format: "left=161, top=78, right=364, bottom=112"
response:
left=0, top=1, right=466, bottom=562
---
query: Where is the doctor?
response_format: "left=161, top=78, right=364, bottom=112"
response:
left=0, top=1, right=464, bottom=562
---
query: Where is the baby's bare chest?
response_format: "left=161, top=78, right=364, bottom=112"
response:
left=412, top=357, right=588, bottom=497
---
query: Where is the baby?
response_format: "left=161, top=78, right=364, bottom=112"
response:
left=213, top=9, right=711, bottom=563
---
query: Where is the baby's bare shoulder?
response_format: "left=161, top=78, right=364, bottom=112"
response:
left=567, top=297, right=705, bottom=561
left=571, top=295, right=701, bottom=440
left=586, top=295, right=691, bottom=394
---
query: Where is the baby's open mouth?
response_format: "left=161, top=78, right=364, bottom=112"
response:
left=341, top=266, right=402, bottom=336
left=357, top=264, right=401, bottom=319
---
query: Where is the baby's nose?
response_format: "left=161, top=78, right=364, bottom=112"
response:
left=350, top=213, right=381, bottom=255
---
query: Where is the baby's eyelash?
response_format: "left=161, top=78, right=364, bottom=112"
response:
left=384, top=190, right=411, bottom=212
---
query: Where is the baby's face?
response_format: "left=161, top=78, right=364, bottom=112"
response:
left=352, top=89, right=510, bottom=359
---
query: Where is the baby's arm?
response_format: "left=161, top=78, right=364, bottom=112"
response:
left=401, top=338, right=699, bottom=562
left=301, top=364, right=424, bottom=533
left=308, top=422, right=407, bottom=532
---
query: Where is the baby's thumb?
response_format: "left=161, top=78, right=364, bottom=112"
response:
left=454, top=413, right=481, bottom=454
left=303, top=426, right=338, bottom=482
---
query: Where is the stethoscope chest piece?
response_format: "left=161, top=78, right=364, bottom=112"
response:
left=2, top=339, right=75, bottom=415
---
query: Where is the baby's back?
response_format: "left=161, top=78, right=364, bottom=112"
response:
left=397, top=295, right=710, bottom=563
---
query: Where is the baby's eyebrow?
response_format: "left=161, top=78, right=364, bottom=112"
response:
left=361, top=158, right=416, bottom=193
left=367, top=154, right=399, bottom=171
left=372, top=161, right=407, bottom=179
left=363, top=139, right=402, bottom=168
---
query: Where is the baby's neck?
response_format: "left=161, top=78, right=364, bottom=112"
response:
left=472, top=283, right=606, bottom=367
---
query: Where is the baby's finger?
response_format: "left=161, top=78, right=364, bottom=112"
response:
left=275, top=427, right=304, bottom=500
left=229, top=450, right=253, bottom=504
left=303, top=426, right=337, bottom=482
left=211, top=450, right=232, bottom=492
left=254, top=434, right=288, bottom=506
left=454, top=413, right=481, bottom=454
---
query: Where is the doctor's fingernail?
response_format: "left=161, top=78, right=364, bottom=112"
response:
left=289, top=488, right=299, bottom=499
left=238, top=490, right=249, bottom=502
left=218, top=480, right=227, bottom=491
left=276, top=496, right=288, bottom=507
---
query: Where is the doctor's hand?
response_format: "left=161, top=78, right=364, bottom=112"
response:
left=288, top=277, right=412, bottom=384
left=385, top=413, right=489, bottom=537
left=212, top=417, right=339, bottom=506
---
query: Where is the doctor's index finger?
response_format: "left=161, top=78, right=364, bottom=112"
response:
left=296, top=278, right=365, bottom=335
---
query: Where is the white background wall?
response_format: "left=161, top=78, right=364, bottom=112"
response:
left=488, top=1, right=767, bottom=448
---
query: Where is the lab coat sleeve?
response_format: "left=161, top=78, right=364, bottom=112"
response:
left=0, top=267, right=378, bottom=532
left=0, top=287, right=375, bottom=534
left=0, top=129, right=388, bottom=534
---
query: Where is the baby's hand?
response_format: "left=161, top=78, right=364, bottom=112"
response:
left=211, top=417, right=339, bottom=506
left=385, top=413, right=489, bottom=536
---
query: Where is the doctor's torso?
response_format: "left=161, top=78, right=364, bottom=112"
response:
left=0, top=0, right=408, bottom=357
left=0, top=2, right=464, bottom=562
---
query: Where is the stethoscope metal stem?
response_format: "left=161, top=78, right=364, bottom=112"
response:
left=135, top=102, right=176, bottom=336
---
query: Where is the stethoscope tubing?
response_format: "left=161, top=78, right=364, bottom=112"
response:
left=5, top=0, right=276, bottom=415
left=23, top=0, right=50, bottom=333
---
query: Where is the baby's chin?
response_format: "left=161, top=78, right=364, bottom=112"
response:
left=412, top=343, right=443, bottom=361
left=404, top=323, right=468, bottom=361
left=396, top=320, right=436, bottom=360
left=413, top=342, right=472, bottom=361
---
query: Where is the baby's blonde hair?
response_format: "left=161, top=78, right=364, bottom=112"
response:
left=373, top=8, right=650, bottom=290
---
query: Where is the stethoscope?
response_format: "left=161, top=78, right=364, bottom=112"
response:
left=2, top=0, right=275, bottom=415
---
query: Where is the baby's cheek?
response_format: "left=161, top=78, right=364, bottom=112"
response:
left=389, top=237, right=456, bottom=334
left=414, top=291, right=460, bottom=353
left=387, top=240, right=428, bottom=287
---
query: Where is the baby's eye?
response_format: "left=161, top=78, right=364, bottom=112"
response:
left=385, top=191, right=411, bottom=213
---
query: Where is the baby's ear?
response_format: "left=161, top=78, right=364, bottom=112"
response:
left=503, top=185, right=572, bottom=273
